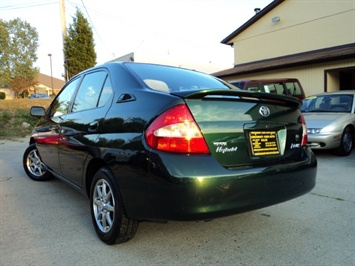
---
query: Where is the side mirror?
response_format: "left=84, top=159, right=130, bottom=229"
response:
left=30, top=106, right=45, bottom=117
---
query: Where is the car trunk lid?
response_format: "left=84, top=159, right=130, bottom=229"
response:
left=175, top=90, right=305, bottom=167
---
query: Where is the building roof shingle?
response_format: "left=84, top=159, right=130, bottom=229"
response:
left=36, top=73, right=65, bottom=90
left=213, top=43, right=355, bottom=78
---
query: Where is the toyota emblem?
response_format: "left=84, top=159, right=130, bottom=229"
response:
left=259, top=106, right=270, bottom=117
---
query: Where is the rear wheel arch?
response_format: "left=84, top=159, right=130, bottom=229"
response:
left=85, top=158, right=107, bottom=198
left=90, top=166, right=139, bottom=244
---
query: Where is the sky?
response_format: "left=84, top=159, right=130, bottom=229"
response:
left=1, top=0, right=272, bottom=79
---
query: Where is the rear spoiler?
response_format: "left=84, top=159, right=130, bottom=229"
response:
left=171, top=89, right=302, bottom=108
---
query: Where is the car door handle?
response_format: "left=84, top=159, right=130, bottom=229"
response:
left=88, top=121, right=99, bottom=133
left=117, top=93, right=136, bottom=103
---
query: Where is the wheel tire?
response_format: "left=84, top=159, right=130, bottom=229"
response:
left=334, top=127, right=353, bottom=156
left=23, top=143, right=52, bottom=181
left=90, top=167, right=138, bottom=245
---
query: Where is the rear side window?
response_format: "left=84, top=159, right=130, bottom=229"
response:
left=231, top=81, right=245, bottom=89
left=263, top=83, right=285, bottom=95
left=98, top=77, right=113, bottom=107
left=286, top=82, right=303, bottom=97
left=72, top=71, right=108, bottom=112
left=246, top=84, right=260, bottom=92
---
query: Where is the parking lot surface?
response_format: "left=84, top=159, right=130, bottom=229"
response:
left=1, top=138, right=354, bottom=265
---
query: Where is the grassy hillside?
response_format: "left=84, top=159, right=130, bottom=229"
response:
left=0, top=99, right=52, bottom=140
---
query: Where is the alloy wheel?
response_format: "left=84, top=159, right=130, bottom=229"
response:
left=93, top=179, right=116, bottom=233
left=26, top=148, right=47, bottom=177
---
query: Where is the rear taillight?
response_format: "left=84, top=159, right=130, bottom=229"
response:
left=145, top=104, right=210, bottom=153
left=300, top=113, right=308, bottom=146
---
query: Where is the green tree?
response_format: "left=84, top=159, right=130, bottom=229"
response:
left=63, top=9, right=96, bottom=81
left=0, top=18, right=39, bottom=97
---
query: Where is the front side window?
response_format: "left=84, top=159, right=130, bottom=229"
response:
left=51, top=77, right=80, bottom=118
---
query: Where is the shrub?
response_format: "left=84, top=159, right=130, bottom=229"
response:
left=0, top=98, right=51, bottom=139
left=0, top=92, right=6, bottom=99
left=0, top=109, right=40, bottom=139
left=20, top=90, right=29, bottom=98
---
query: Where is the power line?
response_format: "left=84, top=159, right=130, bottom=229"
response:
left=80, top=0, right=106, bottom=48
left=65, top=0, right=113, bottom=58
left=1, top=0, right=57, bottom=10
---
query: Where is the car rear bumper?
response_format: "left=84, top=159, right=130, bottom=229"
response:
left=121, top=147, right=317, bottom=221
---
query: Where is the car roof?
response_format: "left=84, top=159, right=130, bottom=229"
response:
left=309, top=90, right=355, bottom=97
left=231, top=78, right=300, bottom=83
left=71, top=61, right=205, bottom=79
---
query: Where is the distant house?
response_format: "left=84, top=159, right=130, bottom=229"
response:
left=29, top=73, right=65, bottom=96
left=0, top=73, right=65, bottom=99
left=213, top=0, right=355, bottom=95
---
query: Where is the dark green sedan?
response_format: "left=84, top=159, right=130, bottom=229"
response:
left=23, top=62, right=317, bottom=244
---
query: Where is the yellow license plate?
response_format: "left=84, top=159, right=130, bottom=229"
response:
left=249, top=131, right=280, bottom=156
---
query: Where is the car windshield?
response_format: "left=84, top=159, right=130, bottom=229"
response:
left=301, top=94, right=353, bottom=113
left=124, top=63, right=234, bottom=92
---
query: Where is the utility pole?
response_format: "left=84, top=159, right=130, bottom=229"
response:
left=60, top=0, right=67, bottom=81
left=48, top=53, right=54, bottom=95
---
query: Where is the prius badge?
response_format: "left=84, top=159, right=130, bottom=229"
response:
left=259, top=106, right=270, bottom=117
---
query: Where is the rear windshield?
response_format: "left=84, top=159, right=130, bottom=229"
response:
left=124, top=63, right=233, bottom=92
left=231, top=80, right=305, bottom=99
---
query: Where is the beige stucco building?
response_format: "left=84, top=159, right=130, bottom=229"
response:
left=214, top=0, right=355, bottom=96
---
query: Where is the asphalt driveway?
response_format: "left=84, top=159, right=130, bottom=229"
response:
left=1, top=138, right=354, bottom=265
